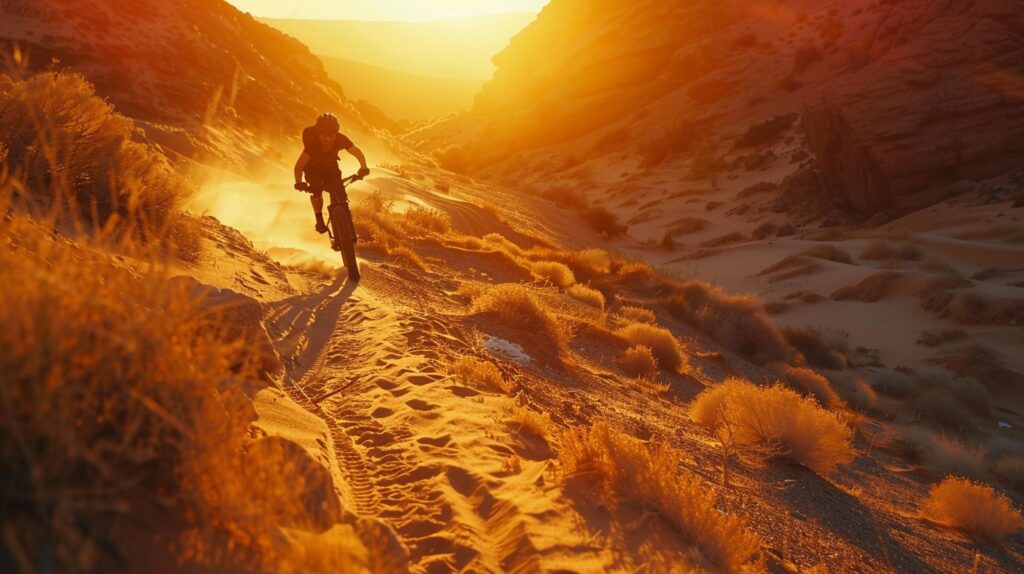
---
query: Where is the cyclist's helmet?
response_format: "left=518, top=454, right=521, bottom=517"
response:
left=315, top=112, right=339, bottom=135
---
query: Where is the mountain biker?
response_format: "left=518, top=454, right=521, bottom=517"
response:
left=293, top=112, right=370, bottom=234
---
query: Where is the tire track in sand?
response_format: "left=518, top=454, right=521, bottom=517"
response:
left=269, top=280, right=555, bottom=572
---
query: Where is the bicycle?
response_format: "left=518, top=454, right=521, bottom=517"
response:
left=296, top=173, right=364, bottom=282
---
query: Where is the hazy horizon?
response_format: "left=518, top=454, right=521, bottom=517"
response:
left=227, top=0, right=547, bottom=22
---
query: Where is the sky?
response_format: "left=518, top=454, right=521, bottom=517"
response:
left=226, top=0, right=548, bottom=21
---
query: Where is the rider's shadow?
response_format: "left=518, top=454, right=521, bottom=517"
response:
left=269, top=273, right=358, bottom=383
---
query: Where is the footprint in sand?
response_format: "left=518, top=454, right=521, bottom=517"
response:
left=375, top=378, right=399, bottom=390
left=417, top=435, right=451, bottom=448
left=371, top=407, right=394, bottom=419
left=449, top=385, right=480, bottom=398
left=446, top=465, right=482, bottom=497
left=406, top=398, right=437, bottom=411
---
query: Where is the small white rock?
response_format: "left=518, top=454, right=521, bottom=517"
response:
left=484, top=336, right=533, bottom=364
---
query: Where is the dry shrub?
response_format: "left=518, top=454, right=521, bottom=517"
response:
left=482, top=232, right=526, bottom=258
left=921, top=477, right=1022, bottom=541
left=568, top=284, right=605, bottom=310
left=400, top=205, right=451, bottom=237
left=663, top=281, right=792, bottom=365
left=386, top=245, right=428, bottom=271
left=689, top=379, right=854, bottom=475
left=782, top=327, right=847, bottom=370
left=916, top=328, right=967, bottom=348
left=779, top=366, right=843, bottom=408
left=505, top=404, right=553, bottom=441
left=451, top=356, right=510, bottom=394
left=542, top=185, right=587, bottom=210
left=802, top=244, right=852, bottom=264
left=860, top=241, right=921, bottom=261
left=559, top=423, right=760, bottom=572
left=913, top=390, right=976, bottom=433
left=930, top=344, right=1013, bottom=387
left=757, top=256, right=822, bottom=282
left=571, top=248, right=613, bottom=277
left=0, top=206, right=352, bottom=570
left=619, top=305, right=656, bottom=324
left=994, top=456, right=1024, bottom=491
left=472, top=284, right=565, bottom=352
left=1, top=71, right=200, bottom=260
left=894, top=426, right=988, bottom=479
left=617, top=260, right=656, bottom=282
left=943, top=291, right=1024, bottom=326
left=531, top=260, right=576, bottom=288
left=616, top=323, right=686, bottom=373
left=619, top=345, right=660, bottom=379
left=455, top=281, right=485, bottom=301
left=831, top=271, right=902, bottom=302
left=871, top=370, right=915, bottom=399
left=700, top=232, right=746, bottom=248
left=831, top=375, right=879, bottom=412
left=582, top=205, right=627, bottom=236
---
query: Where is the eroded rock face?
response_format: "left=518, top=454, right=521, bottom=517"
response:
left=450, top=0, right=1024, bottom=215
left=803, top=1, right=1024, bottom=214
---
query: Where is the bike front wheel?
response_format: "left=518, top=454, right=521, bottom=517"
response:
left=329, top=203, right=360, bottom=282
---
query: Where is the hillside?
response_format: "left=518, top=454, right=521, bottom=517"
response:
left=0, top=0, right=393, bottom=172
left=261, top=14, right=537, bottom=80
left=407, top=0, right=1024, bottom=423
left=319, top=56, right=479, bottom=121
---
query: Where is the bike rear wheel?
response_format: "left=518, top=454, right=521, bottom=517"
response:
left=329, top=203, right=360, bottom=282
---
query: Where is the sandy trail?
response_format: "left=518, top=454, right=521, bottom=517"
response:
left=261, top=264, right=606, bottom=573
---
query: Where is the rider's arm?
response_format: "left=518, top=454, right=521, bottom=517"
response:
left=294, top=152, right=310, bottom=184
left=346, top=145, right=368, bottom=171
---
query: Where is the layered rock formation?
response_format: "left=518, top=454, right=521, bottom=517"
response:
left=0, top=0, right=380, bottom=168
left=428, top=0, right=1024, bottom=216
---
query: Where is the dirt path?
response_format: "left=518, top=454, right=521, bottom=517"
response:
left=264, top=267, right=610, bottom=573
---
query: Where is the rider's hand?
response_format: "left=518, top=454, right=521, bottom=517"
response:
left=357, top=167, right=370, bottom=179
left=294, top=182, right=309, bottom=192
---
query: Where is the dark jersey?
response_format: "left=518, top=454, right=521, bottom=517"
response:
left=302, top=127, right=354, bottom=173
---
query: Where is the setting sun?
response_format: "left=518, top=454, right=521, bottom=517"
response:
left=227, top=0, right=547, bottom=21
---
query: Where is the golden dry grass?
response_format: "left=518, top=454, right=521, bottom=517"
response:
left=921, top=477, right=1022, bottom=541
left=531, top=260, right=576, bottom=288
left=994, top=456, right=1024, bottom=491
left=451, top=356, right=511, bottom=394
left=471, top=284, right=566, bottom=352
left=779, top=366, right=844, bottom=409
left=0, top=71, right=200, bottom=260
left=505, top=404, right=553, bottom=441
left=618, top=305, right=656, bottom=324
left=830, top=271, right=902, bottom=302
left=573, top=248, right=613, bottom=275
left=0, top=199, right=355, bottom=570
left=386, top=245, right=429, bottom=271
left=617, top=260, right=657, bottom=282
left=663, top=281, right=792, bottom=365
left=618, top=345, right=660, bottom=378
left=893, top=426, right=988, bottom=480
left=559, top=422, right=760, bottom=573
left=689, top=378, right=854, bottom=475
left=616, top=322, right=687, bottom=373
left=568, top=284, right=605, bottom=310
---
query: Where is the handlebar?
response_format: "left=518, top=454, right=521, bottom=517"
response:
left=295, top=173, right=365, bottom=193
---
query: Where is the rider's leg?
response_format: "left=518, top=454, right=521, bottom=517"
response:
left=310, top=191, right=328, bottom=233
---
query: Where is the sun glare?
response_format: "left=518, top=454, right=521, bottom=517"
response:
left=227, top=0, right=548, bottom=21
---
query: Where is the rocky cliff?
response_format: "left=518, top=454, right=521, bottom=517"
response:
left=424, top=0, right=1024, bottom=217
left=0, top=0, right=382, bottom=170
